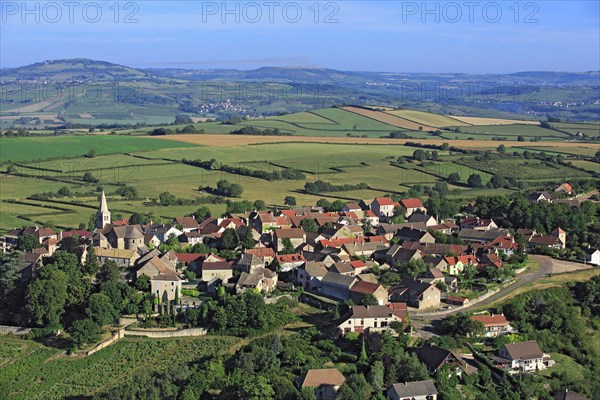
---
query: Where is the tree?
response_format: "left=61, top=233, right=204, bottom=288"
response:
left=159, top=192, right=177, bottom=206
left=83, top=172, right=99, bottom=183
left=96, top=260, right=120, bottom=283
left=216, top=180, right=244, bottom=197
left=300, top=218, right=318, bottom=233
left=441, top=313, right=485, bottom=337
left=280, top=238, right=295, bottom=255
left=69, top=318, right=101, bottom=348
left=316, top=198, right=331, bottom=210
left=219, top=228, right=239, bottom=250
left=284, top=196, right=296, bottom=208
left=412, top=149, right=427, bottom=161
left=242, top=228, right=257, bottom=249
left=83, top=247, right=100, bottom=275
left=369, top=360, right=385, bottom=392
left=361, top=294, right=379, bottom=306
left=433, top=181, right=449, bottom=195
left=136, top=274, right=151, bottom=291
left=253, top=200, right=267, bottom=211
left=497, top=144, right=506, bottom=154
left=117, top=186, right=138, bottom=200
left=58, top=186, right=71, bottom=196
left=517, top=135, right=526, bottom=142
left=336, top=374, right=372, bottom=400
left=0, top=252, right=20, bottom=301
left=86, top=293, right=119, bottom=326
left=448, top=172, right=461, bottom=184
left=129, top=212, right=147, bottom=225
left=467, top=174, right=483, bottom=188
left=86, top=149, right=97, bottom=158
left=17, top=234, right=38, bottom=252
left=192, top=206, right=211, bottom=221
left=26, top=269, right=69, bottom=328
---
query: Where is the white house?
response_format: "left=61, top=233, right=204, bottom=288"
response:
left=495, top=340, right=553, bottom=372
left=585, top=248, right=600, bottom=266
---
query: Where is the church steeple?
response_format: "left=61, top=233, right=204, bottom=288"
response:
left=96, top=191, right=111, bottom=229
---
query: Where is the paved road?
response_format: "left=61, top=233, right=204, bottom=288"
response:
left=411, top=255, right=592, bottom=335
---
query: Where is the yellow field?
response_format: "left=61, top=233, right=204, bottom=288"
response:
left=386, top=109, right=470, bottom=128
left=153, top=134, right=600, bottom=152
left=451, top=116, right=540, bottom=126
left=342, top=106, right=439, bottom=131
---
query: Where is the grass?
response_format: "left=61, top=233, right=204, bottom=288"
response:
left=480, top=268, right=600, bottom=310
left=0, top=136, right=199, bottom=163
left=455, top=124, right=568, bottom=138
left=537, top=352, right=587, bottom=379
left=0, top=335, right=239, bottom=400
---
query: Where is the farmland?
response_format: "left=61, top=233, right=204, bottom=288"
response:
left=0, top=135, right=199, bottom=163
left=385, top=109, right=470, bottom=128
left=0, top=336, right=238, bottom=400
left=1, top=106, right=598, bottom=232
left=1, top=134, right=597, bottom=233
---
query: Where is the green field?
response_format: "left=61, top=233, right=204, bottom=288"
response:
left=0, top=336, right=238, bottom=400
left=385, top=109, right=470, bottom=128
left=452, top=124, right=571, bottom=139
left=0, top=136, right=198, bottom=163
left=1, top=136, right=597, bottom=232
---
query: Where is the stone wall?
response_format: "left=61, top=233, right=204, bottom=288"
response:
left=123, top=327, right=207, bottom=338
left=0, top=325, right=32, bottom=335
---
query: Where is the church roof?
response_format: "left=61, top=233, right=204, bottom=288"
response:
left=99, top=191, right=110, bottom=213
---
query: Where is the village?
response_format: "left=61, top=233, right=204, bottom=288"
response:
left=2, top=180, right=598, bottom=400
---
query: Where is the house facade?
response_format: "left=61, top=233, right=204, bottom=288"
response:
left=495, top=340, right=552, bottom=372
left=337, top=305, right=403, bottom=334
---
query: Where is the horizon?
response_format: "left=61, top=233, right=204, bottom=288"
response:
left=5, top=57, right=600, bottom=75
left=1, top=1, right=599, bottom=73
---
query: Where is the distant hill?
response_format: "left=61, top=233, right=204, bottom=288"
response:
left=1, top=58, right=151, bottom=82
left=1, top=59, right=599, bottom=127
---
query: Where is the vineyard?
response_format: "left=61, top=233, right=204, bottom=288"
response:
left=0, top=336, right=239, bottom=399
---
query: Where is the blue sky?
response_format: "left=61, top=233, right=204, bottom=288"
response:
left=1, top=1, right=599, bottom=72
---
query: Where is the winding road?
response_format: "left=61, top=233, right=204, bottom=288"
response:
left=411, top=255, right=594, bottom=336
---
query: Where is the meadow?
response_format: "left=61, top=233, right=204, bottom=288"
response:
left=0, top=336, right=238, bottom=400
left=1, top=107, right=598, bottom=232
left=0, top=135, right=198, bottom=163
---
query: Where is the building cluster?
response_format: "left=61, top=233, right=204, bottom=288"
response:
left=2, top=190, right=598, bottom=400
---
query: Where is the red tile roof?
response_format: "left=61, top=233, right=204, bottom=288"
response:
left=471, top=314, right=509, bottom=327
left=350, top=280, right=382, bottom=295
left=400, top=198, right=424, bottom=209
left=374, top=197, right=395, bottom=206
left=175, top=253, right=205, bottom=263
left=246, top=247, right=276, bottom=257
left=444, top=255, right=477, bottom=266
left=61, top=229, right=92, bottom=238
left=350, top=260, right=367, bottom=269
left=280, top=209, right=296, bottom=217
left=276, top=254, right=306, bottom=263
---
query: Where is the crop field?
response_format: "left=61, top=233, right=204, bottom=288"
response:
left=570, top=160, right=600, bottom=174
left=509, top=146, right=599, bottom=157
left=0, top=136, right=199, bottom=163
left=385, top=109, right=470, bottom=128
left=1, top=115, right=598, bottom=232
left=456, top=157, right=594, bottom=181
left=0, top=336, right=238, bottom=400
left=454, top=124, right=569, bottom=139
left=342, top=106, right=439, bottom=131
left=552, top=122, right=600, bottom=136
left=450, top=116, right=540, bottom=126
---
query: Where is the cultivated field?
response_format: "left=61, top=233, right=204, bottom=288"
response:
left=450, top=116, right=541, bottom=126
left=0, top=136, right=198, bottom=163
left=342, top=106, right=439, bottom=131
left=385, top=109, right=470, bottom=128
left=0, top=336, right=238, bottom=400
